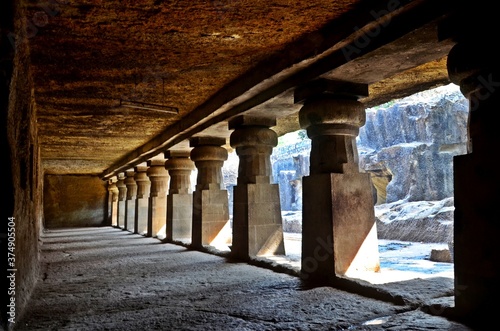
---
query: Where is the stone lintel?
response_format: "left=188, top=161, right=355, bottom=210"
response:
left=190, top=136, right=226, bottom=147
left=147, top=159, right=165, bottom=167
left=164, top=150, right=191, bottom=159
left=294, top=78, right=368, bottom=104
left=228, top=115, right=276, bottom=130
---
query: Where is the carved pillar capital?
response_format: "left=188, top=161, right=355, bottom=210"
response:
left=124, top=170, right=137, bottom=200
left=164, top=151, right=195, bottom=194
left=108, top=176, right=119, bottom=200
left=190, top=136, right=228, bottom=190
left=134, top=165, right=150, bottom=199
left=229, top=115, right=277, bottom=184
left=146, top=158, right=169, bottom=197
left=116, top=172, right=127, bottom=201
left=294, top=79, right=368, bottom=174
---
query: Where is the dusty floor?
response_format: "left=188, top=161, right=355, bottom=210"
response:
left=14, top=227, right=471, bottom=331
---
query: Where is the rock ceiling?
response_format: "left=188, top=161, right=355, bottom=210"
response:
left=23, top=0, right=458, bottom=178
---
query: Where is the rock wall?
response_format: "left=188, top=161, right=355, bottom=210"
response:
left=358, top=85, right=469, bottom=203
left=44, top=175, right=107, bottom=228
left=271, top=140, right=310, bottom=211
left=2, top=1, right=43, bottom=329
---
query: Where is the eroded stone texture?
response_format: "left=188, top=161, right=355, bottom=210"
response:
left=4, top=3, right=43, bottom=320
left=229, top=116, right=285, bottom=259
left=190, top=137, right=231, bottom=248
left=116, top=173, right=127, bottom=229
left=124, top=170, right=137, bottom=232
left=134, top=165, right=150, bottom=235
left=165, top=151, right=195, bottom=242
left=358, top=86, right=468, bottom=204
left=296, top=79, right=380, bottom=281
left=146, top=159, right=169, bottom=238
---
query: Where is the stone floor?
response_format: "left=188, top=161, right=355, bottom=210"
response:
left=14, top=227, right=472, bottom=331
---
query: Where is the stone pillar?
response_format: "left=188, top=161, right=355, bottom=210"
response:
left=146, top=158, right=169, bottom=238
left=134, top=165, right=150, bottom=235
left=116, top=173, right=127, bottom=229
left=124, top=169, right=137, bottom=232
left=229, top=115, right=285, bottom=260
left=165, top=150, right=195, bottom=243
left=190, top=136, right=231, bottom=249
left=294, top=79, right=380, bottom=282
left=107, top=177, right=119, bottom=227
left=440, top=9, right=500, bottom=327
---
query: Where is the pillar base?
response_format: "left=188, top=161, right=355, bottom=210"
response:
left=192, top=188, right=230, bottom=248
left=232, top=183, right=285, bottom=260
left=166, top=193, right=193, bottom=242
left=301, top=173, right=380, bottom=283
left=147, top=196, right=166, bottom=238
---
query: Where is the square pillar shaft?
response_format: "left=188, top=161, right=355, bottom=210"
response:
left=192, top=188, right=230, bottom=247
left=448, top=36, right=500, bottom=330
left=108, top=180, right=119, bottom=227
left=124, top=170, right=137, bottom=232
left=232, top=182, right=284, bottom=258
left=116, top=173, right=127, bottom=229
left=301, top=173, right=380, bottom=282
left=167, top=194, right=193, bottom=241
left=190, top=137, right=231, bottom=248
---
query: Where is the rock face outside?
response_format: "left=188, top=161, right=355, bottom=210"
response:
left=358, top=84, right=469, bottom=204
left=360, top=85, right=468, bottom=244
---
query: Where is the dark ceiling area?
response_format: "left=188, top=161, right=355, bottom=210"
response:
left=23, top=0, right=457, bottom=179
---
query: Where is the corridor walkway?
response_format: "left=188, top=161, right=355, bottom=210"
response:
left=15, top=227, right=470, bottom=330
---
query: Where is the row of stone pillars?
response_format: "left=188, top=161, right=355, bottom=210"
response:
left=105, top=8, right=500, bottom=325
left=107, top=82, right=381, bottom=284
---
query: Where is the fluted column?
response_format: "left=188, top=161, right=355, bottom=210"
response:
left=229, top=115, right=285, bottom=260
left=134, top=165, right=150, bottom=235
left=107, top=177, right=119, bottom=227
left=124, top=170, right=137, bottom=232
left=146, top=158, right=169, bottom=238
left=294, top=78, right=380, bottom=282
left=165, top=150, right=195, bottom=243
left=116, top=173, right=127, bottom=229
left=440, top=7, right=500, bottom=327
left=190, top=136, right=230, bottom=249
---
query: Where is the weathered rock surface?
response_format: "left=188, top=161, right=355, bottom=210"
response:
left=375, top=198, right=454, bottom=243
left=358, top=84, right=468, bottom=203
